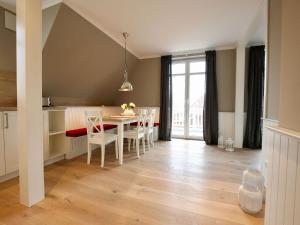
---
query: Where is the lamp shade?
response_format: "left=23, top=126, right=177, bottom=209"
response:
left=119, top=81, right=133, bottom=91
left=119, top=32, right=133, bottom=92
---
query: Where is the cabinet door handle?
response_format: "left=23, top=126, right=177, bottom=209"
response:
left=4, top=113, right=8, bottom=129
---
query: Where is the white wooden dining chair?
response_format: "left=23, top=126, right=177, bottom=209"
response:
left=125, top=113, right=146, bottom=158
left=85, top=110, right=118, bottom=167
left=145, top=109, right=156, bottom=149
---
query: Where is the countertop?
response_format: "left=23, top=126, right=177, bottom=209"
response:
left=0, top=107, right=17, bottom=111
left=0, top=106, right=67, bottom=111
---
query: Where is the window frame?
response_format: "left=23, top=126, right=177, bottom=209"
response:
left=171, top=57, right=206, bottom=140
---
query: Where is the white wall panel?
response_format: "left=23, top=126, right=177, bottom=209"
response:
left=219, top=112, right=235, bottom=140
left=264, top=126, right=300, bottom=225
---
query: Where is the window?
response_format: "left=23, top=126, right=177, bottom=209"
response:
left=172, top=58, right=206, bottom=139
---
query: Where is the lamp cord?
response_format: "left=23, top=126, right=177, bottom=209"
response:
left=124, top=35, right=128, bottom=81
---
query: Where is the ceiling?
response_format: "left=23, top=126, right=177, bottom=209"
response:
left=1, top=0, right=265, bottom=58
left=0, top=0, right=62, bottom=11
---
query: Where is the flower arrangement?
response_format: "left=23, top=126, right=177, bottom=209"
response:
left=121, top=102, right=136, bottom=116
left=121, top=102, right=136, bottom=110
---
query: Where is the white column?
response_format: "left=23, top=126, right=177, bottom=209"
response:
left=234, top=44, right=246, bottom=148
left=16, top=0, right=45, bottom=207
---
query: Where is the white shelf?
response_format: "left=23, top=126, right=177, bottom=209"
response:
left=49, top=130, right=65, bottom=136
left=48, top=110, right=65, bottom=134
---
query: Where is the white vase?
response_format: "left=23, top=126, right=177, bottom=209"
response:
left=225, top=138, right=234, bottom=152
left=121, top=109, right=135, bottom=116
left=242, top=168, right=265, bottom=199
left=218, top=136, right=224, bottom=148
left=238, top=184, right=263, bottom=214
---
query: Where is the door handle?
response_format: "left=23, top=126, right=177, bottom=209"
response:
left=4, top=113, right=8, bottom=129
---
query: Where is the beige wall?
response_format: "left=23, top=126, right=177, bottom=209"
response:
left=266, top=0, right=281, bottom=120
left=0, top=7, right=16, bottom=72
left=216, top=49, right=236, bottom=112
left=115, top=49, right=236, bottom=111
left=42, top=3, right=61, bottom=47
left=0, top=3, right=237, bottom=110
left=278, top=0, right=300, bottom=131
left=42, top=4, right=138, bottom=106
left=114, top=57, right=161, bottom=107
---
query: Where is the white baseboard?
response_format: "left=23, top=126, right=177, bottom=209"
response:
left=0, top=171, right=19, bottom=183
left=0, top=154, right=66, bottom=183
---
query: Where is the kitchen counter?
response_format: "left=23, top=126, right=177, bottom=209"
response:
left=0, top=107, right=17, bottom=111
left=0, top=106, right=67, bottom=111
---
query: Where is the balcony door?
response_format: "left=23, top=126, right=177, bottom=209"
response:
left=172, top=58, right=205, bottom=139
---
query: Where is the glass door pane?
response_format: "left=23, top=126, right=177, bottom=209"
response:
left=172, top=75, right=185, bottom=137
left=188, top=74, right=205, bottom=138
left=171, top=58, right=205, bottom=140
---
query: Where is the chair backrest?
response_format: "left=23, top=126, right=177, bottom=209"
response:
left=137, top=109, right=147, bottom=133
left=147, top=109, right=156, bottom=129
left=85, top=110, right=104, bottom=137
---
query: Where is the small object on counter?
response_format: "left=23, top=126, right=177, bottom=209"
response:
left=42, top=97, right=52, bottom=107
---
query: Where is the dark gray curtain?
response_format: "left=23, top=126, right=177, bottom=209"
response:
left=203, top=50, right=218, bottom=145
left=244, top=46, right=265, bottom=149
left=159, top=55, right=172, bottom=141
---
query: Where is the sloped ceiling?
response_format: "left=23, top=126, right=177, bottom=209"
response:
left=43, top=4, right=138, bottom=105
left=2, top=0, right=265, bottom=58
left=63, top=0, right=265, bottom=58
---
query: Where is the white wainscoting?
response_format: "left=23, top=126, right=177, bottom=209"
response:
left=264, top=126, right=300, bottom=225
left=65, top=106, right=160, bottom=159
left=65, top=106, right=160, bottom=131
left=218, top=112, right=247, bottom=148
left=262, top=119, right=279, bottom=185
left=219, top=112, right=235, bottom=140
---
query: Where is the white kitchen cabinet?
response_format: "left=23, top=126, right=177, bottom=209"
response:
left=0, top=113, right=5, bottom=176
left=0, top=109, right=67, bottom=182
left=3, top=112, right=18, bottom=174
left=43, top=109, right=66, bottom=161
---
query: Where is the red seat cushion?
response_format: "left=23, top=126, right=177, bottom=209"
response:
left=66, top=124, right=117, bottom=137
left=130, top=122, right=159, bottom=127
left=104, top=124, right=117, bottom=130
left=66, top=128, right=87, bottom=137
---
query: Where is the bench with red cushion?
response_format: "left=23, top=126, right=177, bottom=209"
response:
left=65, top=124, right=117, bottom=138
left=130, top=122, right=159, bottom=127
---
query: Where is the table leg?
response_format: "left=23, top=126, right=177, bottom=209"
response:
left=117, top=124, right=124, bottom=165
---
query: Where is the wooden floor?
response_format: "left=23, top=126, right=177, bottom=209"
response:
left=0, top=139, right=264, bottom=225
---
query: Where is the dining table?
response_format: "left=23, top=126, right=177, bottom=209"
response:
left=102, top=115, right=139, bottom=165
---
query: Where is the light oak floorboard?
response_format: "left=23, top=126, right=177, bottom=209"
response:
left=0, top=139, right=264, bottom=225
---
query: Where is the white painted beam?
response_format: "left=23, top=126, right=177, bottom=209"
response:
left=16, top=0, right=45, bottom=207
left=234, top=44, right=246, bottom=148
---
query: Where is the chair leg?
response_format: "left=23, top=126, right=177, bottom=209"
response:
left=128, top=138, right=131, bottom=152
left=133, top=139, right=136, bottom=149
left=115, top=139, right=118, bottom=159
left=142, top=137, right=146, bottom=154
left=147, top=134, right=150, bottom=150
left=101, top=144, right=105, bottom=168
left=87, top=143, right=92, bottom=164
left=136, top=138, right=140, bottom=159
left=151, top=133, right=154, bottom=148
